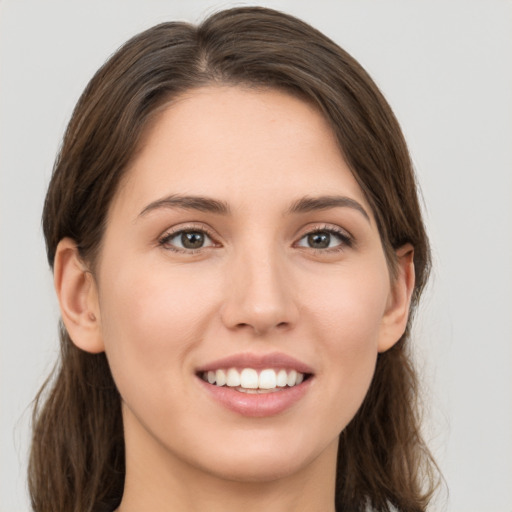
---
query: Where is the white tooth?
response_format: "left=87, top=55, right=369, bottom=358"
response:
left=226, top=368, right=241, bottom=387
left=287, top=369, right=297, bottom=386
left=295, top=372, right=304, bottom=385
left=276, top=369, right=288, bottom=387
left=240, top=368, right=258, bottom=389
left=215, top=369, right=226, bottom=386
left=259, top=369, right=277, bottom=389
left=207, top=371, right=216, bottom=384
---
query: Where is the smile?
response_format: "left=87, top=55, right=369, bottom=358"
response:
left=196, top=352, right=314, bottom=417
left=200, top=368, right=307, bottom=393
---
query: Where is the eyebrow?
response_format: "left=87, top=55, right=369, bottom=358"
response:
left=139, top=194, right=230, bottom=217
left=138, top=193, right=370, bottom=222
left=287, top=195, right=370, bottom=222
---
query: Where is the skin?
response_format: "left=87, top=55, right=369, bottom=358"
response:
left=54, top=86, right=414, bottom=512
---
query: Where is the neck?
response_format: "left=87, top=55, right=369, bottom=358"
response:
left=116, top=412, right=338, bottom=512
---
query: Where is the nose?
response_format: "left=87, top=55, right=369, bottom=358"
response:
left=220, top=246, right=299, bottom=336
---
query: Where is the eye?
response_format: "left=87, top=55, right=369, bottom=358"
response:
left=159, top=229, right=216, bottom=252
left=296, top=228, right=352, bottom=251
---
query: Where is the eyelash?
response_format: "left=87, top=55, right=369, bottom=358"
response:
left=295, top=225, right=353, bottom=253
left=158, top=224, right=353, bottom=254
left=158, top=224, right=218, bottom=254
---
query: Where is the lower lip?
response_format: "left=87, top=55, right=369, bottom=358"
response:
left=197, top=377, right=313, bottom=417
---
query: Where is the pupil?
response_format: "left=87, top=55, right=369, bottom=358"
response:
left=308, top=232, right=330, bottom=248
left=181, top=231, right=204, bottom=249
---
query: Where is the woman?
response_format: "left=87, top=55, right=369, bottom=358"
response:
left=29, top=6, right=439, bottom=512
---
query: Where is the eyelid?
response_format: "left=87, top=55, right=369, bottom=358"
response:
left=294, top=224, right=354, bottom=251
left=157, top=222, right=353, bottom=254
left=158, top=223, right=221, bottom=252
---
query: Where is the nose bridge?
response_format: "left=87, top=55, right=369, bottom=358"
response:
left=221, top=236, right=298, bottom=335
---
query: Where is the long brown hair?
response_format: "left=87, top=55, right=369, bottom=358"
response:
left=30, top=7, right=438, bottom=511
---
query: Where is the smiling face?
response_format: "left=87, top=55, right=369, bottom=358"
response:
left=68, top=86, right=411, bottom=486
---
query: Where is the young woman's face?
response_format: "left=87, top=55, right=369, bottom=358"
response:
left=92, top=86, right=403, bottom=482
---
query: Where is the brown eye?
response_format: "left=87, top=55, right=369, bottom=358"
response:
left=160, top=229, right=215, bottom=252
left=307, top=232, right=331, bottom=249
left=296, top=228, right=351, bottom=251
left=181, top=231, right=205, bottom=249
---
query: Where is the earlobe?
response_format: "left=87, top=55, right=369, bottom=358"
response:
left=54, top=238, right=105, bottom=354
left=378, top=243, right=415, bottom=353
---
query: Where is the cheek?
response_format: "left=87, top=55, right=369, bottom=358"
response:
left=307, top=262, right=389, bottom=349
left=303, top=264, right=389, bottom=426
left=101, top=252, right=218, bottom=338
left=97, top=256, right=220, bottom=405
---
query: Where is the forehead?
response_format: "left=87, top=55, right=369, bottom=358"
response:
left=113, top=85, right=371, bottom=217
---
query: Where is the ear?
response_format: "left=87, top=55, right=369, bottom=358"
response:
left=378, top=243, right=415, bottom=353
left=53, top=238, right=104, bottom=353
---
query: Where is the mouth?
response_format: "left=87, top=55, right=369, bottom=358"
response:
left=198, top=367, right=312, bottom=394
left=195, top=352, right=314, bottom=417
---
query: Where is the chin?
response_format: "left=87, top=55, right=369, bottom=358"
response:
left=183, top=430, right=338, bottom=484
left=200, top=452, right=314, bottom=484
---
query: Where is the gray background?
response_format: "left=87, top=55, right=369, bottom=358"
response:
left=1, top=1, right=511, bottom=510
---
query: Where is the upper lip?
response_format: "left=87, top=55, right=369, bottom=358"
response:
left=196, top=352, right=314, bottom=374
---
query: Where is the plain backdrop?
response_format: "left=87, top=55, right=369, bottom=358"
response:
left=1, top=1, right=511, bottom=511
